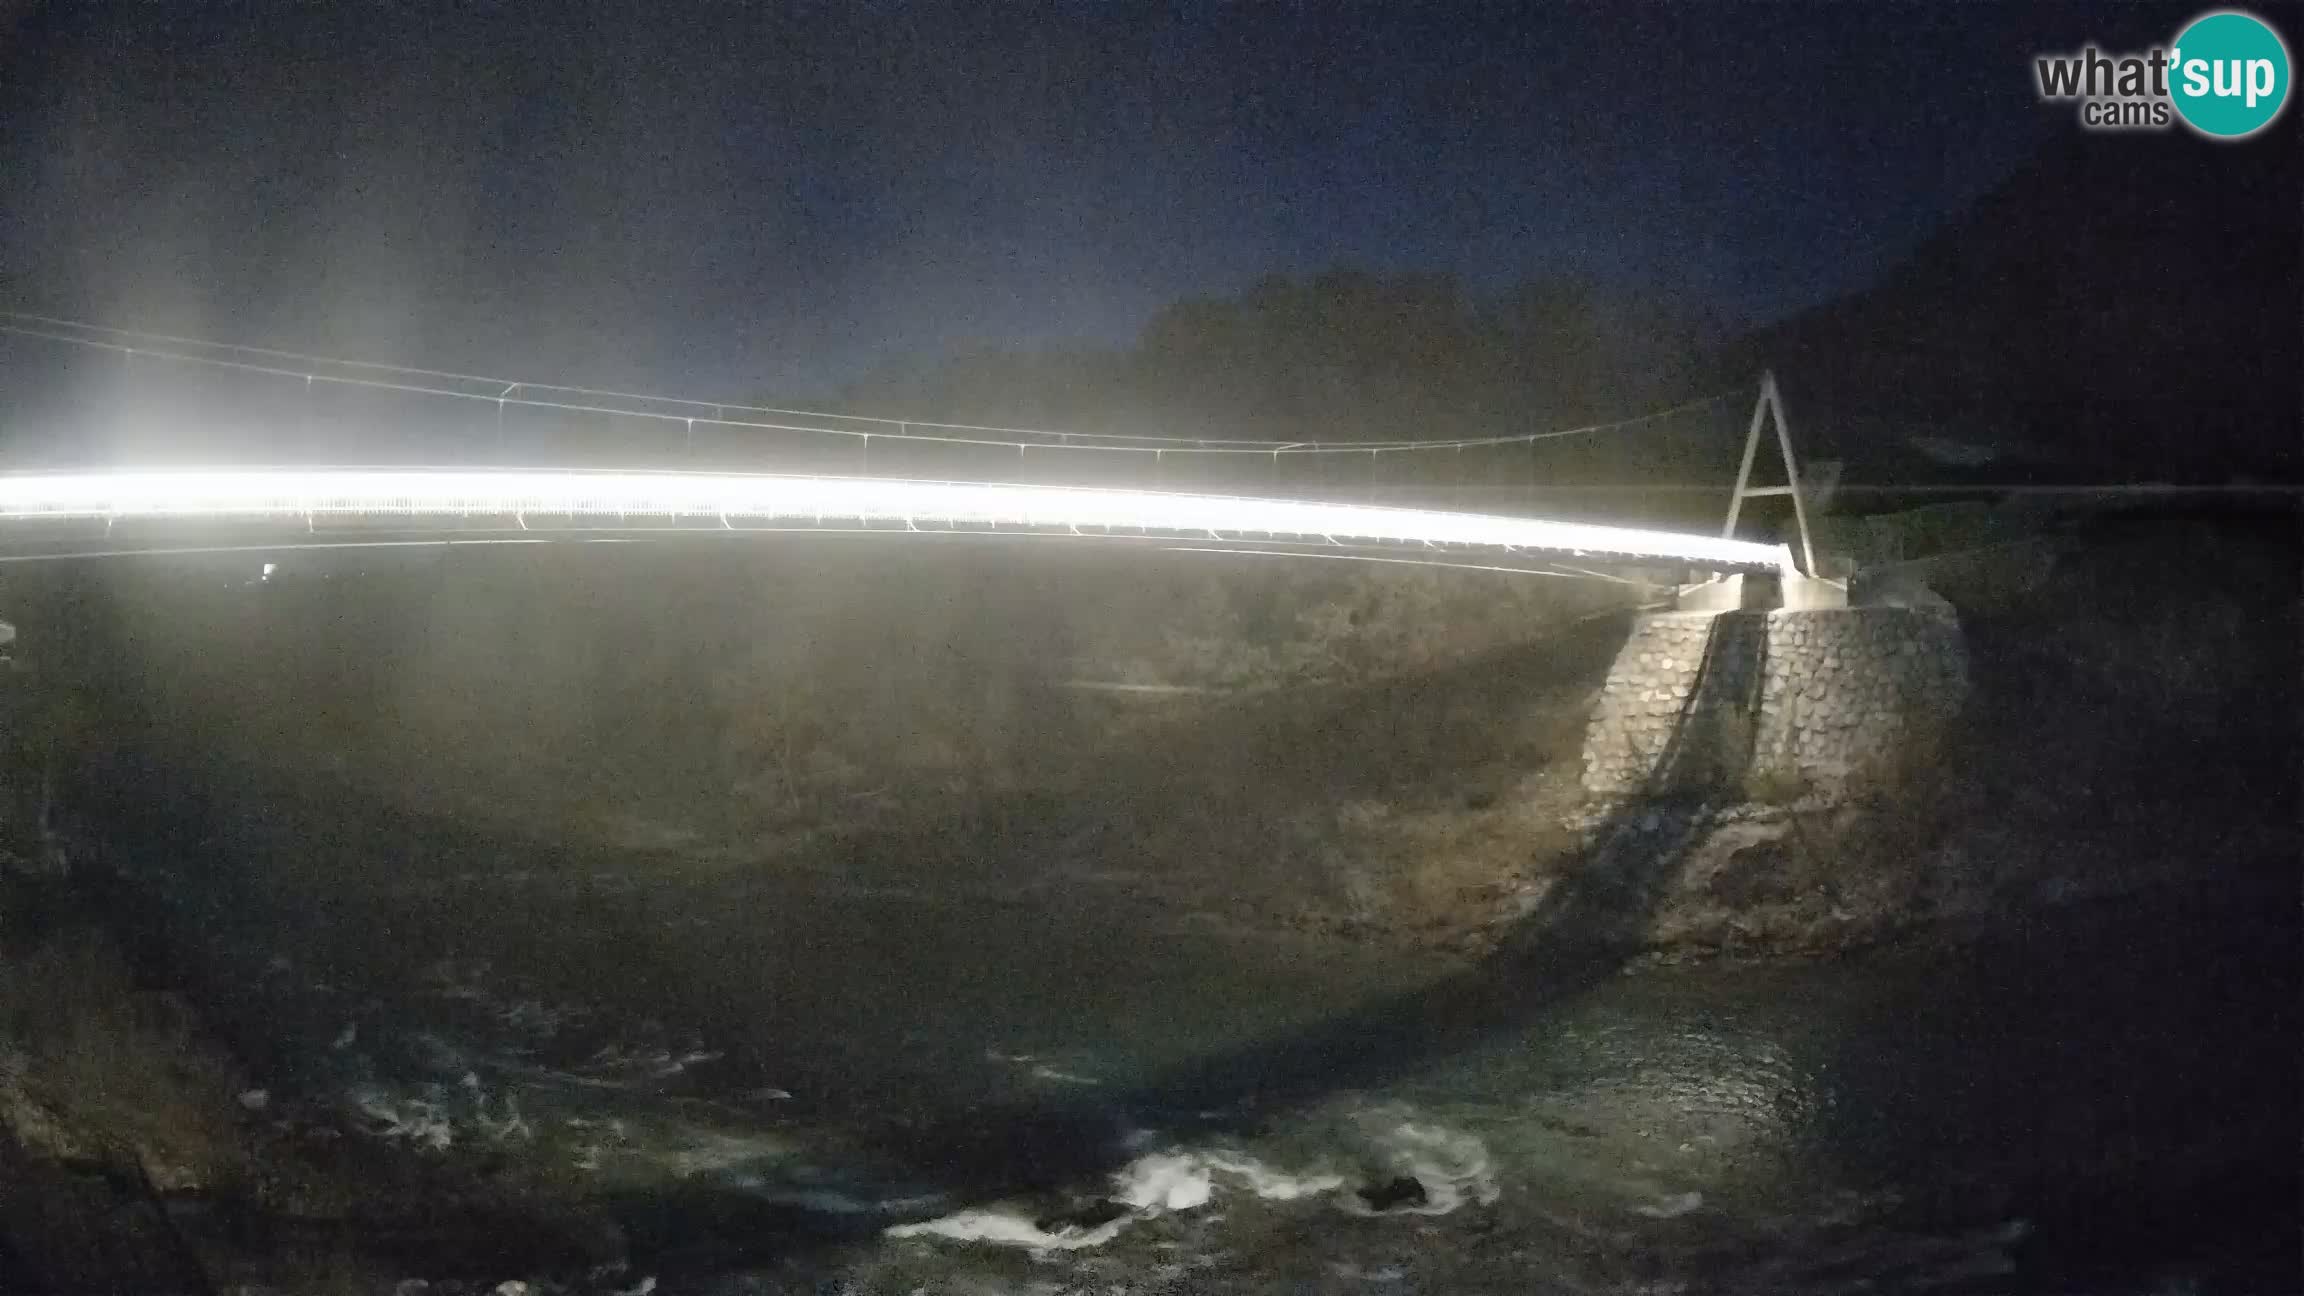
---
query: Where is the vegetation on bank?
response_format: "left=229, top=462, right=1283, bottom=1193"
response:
left=14, top=544, right=1645, bottom=835
left=5, top=503, right=2285, bottom=967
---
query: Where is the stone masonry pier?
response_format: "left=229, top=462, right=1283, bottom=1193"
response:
left=1582, top=607, right=1968, bottom=800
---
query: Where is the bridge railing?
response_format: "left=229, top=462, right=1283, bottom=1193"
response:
left=0, top=313, right=1749, bottom=534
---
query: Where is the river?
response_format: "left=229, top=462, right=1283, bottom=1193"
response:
left=70, top=753, right=2303, bottom=1294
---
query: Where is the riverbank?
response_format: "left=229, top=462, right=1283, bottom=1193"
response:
left=75, top=515, right=2294, bottom=966
left=158, top=518, right=2284, bottom=968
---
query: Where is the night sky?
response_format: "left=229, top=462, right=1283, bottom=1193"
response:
left=0, top=3, right=2236, bottom=398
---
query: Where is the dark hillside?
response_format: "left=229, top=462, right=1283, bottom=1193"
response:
left=1715, top=128, right=2300, bottom=494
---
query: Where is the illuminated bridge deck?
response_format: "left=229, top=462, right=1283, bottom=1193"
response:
left=0, top=469, right=1794, bottom=574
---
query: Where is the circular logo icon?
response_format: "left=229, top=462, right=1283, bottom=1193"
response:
left=2169, top=10, right=2291, bottom=138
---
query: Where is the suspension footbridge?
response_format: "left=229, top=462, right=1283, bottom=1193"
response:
left=0, top=315, right=1806, bottom=578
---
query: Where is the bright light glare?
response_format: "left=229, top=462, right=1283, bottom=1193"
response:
left=0, top=470, right=1793, bottom=572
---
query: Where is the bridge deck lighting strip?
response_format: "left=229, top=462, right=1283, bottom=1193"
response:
left=0, top=470, right=1794, bottom=572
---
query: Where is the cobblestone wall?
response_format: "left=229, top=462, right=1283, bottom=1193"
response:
left=1581, top=608, right=1967, bottom=799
